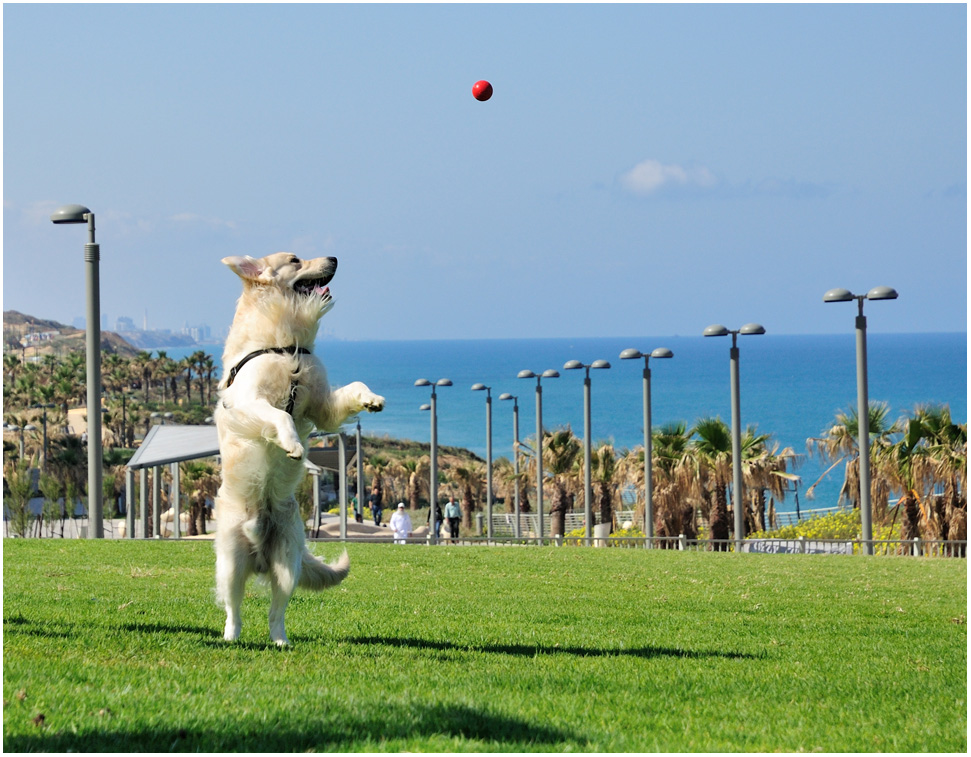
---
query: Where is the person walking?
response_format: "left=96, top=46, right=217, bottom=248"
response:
left=445, top=493, right=462, bottom=543
left=352, top=495, right=363, bottom=524
left=427, top=499, right=444, bottom=540
left=369, top=482, right=384, bottom=527
left=390, top=503, right=412, bottom=545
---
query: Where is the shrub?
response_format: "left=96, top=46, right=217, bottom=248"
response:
left=748, top=509, right=861, bottom=541
left=563, top=525, right=645, bottom=547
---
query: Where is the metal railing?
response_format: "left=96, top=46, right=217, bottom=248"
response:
left=306, top=530, right=966, bottom=557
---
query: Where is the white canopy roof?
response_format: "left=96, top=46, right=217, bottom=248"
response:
left=126, top=424, right=356, bottom=472
left=126, top=425, right=220, bottom=470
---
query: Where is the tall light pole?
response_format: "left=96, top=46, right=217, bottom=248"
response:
left=30, top=403, right=55, bottom=472
left=51, top=204, right=103, bottom=538
left=416, top=378, right=451, bottom=545
left=471, top=383, right=494, bottom=539
left=563, top=359, right=611, bottom=545
left=703, top=323, right=765, bottom=549
left=499, top=393, right=521, bottom=538
left=619, top=347, right=674, bottom=547
left=517, top=369, right=559, bottom=543
left=823, top=286, right=898, bottom=555
left=356, top=416, right=365, bottom=525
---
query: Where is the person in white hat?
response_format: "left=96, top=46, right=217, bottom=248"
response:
left=390, top=502, right=412, bottom=545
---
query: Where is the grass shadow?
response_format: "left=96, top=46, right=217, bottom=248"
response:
left=345, top=634, right=765, bottom=660
left=4, top=701, right=577, bottom=752
left=3, top=614, right=75, bottom=640
left=120, top=621, right=223, bottom=639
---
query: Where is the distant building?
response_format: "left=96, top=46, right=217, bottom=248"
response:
left=116, top=316, right=137, bottom=332
left=183, top=323, right=212, bottom=342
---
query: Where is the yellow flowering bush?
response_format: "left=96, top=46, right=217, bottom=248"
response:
left=749, top=509, right=861, bottom=541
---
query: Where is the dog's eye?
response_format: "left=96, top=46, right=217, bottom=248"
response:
left=289, top=256, right=300, bottom=265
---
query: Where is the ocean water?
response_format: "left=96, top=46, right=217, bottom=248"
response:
left=169, top=332, right=967, bottom=513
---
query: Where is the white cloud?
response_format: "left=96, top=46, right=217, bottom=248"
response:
left=169, top=212, right=237, bottom=230
left=19, top=200, right=61, bottom=226
left=620, top=159, right=716, bottom=195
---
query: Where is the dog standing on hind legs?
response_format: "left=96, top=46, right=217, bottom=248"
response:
left=213, top=252, right=384, bottom=646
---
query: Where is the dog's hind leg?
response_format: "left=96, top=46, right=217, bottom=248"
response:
left=215, top=526, right=252, bottom=641
left=267, top=539, right=302, bottom=647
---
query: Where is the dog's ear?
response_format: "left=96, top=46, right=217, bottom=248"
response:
left=222, top=256, right=265, bottom=282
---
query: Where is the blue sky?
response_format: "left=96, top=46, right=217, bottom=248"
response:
left=3, top=3, right=966, bottom=341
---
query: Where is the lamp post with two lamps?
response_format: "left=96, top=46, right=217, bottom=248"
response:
left=517, top=369, right=560, bottom=543
left=823, top=286, right=898, bottom=555
left=563, top=359, right=611, bottom=544
left=415, top=378, right=452, bottom=545
left=703, top=322, right=765, bottom=549
left=498, top=393, right=522, bottom=537
left=470, top=383, right=495, bottom=539
left=6, top=424, right=37, bottom=460
left=50, top=204, right=103, bottom=538
left=619, top=347, right=674, bottom=545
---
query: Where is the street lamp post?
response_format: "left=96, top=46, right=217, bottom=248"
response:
left=499, top=393, right=521, bottom=538
left=356, top=417, right=365, bottom=525
left=823, top=286, right=898, bottom=555
left=51, top=204, right=103, bottom=538
left=563, top=359, right=611, bottom=545
left=30, top=403, right=55, bottom=472
left=416, top=378, right=452, bottom=545
left=619, top=347, right=674, bottom=547
left=703, top=323, right=765, bottom=549
left=7, top=424, right=36, bottom=460
left=471, top=384, right=494, bottom=540
left=517, top=369, right=559, bottom=543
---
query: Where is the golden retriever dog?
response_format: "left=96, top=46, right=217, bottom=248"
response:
left=213, top=252, right=384, bottom=646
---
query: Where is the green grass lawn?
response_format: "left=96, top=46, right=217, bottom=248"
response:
left=3, top=540, right=966, bottom=752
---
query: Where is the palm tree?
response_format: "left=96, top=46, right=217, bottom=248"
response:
left=691, top=417, right=733, bottom=550
left=182, top=460, right=220, bottom=536
left=743, top=440, right=799, bottom=533
left=131, top=351, right=154, bottom=403
left=879, top=413, right=932, bottom=540
left=589, top=442, right=618, bottom=530
left=191, top=351, right=211, bottom=405
left=917, top=404, right=967, bottom=544
left=364, top=455, right=390, bottom=514
left=451, top=466, right=478, bottom=529
left=3, top=353, right=22, bottom=383
left=496, top=448, right=532, bottom=515
left=199, top=354, right=217, bottom=405
left=102, top=355, right=133, bottom=446
left=48, top=435, right=88, bottom=535
left=646, top=421, right=696, bottom=545
left=807, top=402, right=900, bottom=521
left=877, top=404, right=968, bottom=543
left=408, top=456, right=430, bottom=510
left=543, top=428, right=581, bottom=537
left=180, top=357, right=195, bottom=403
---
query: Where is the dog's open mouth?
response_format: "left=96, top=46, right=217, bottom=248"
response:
left=293, top=277, right=333, bottom=298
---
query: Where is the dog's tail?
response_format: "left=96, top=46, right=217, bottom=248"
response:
left=299, top=548, right=350, bottom=592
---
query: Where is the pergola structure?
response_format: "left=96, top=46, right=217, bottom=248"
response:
left=125, top=425, right=356, bottom=539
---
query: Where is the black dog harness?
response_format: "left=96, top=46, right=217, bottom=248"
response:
left=225, top=346, right=311, bottom=415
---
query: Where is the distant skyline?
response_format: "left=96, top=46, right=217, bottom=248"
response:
left=3, top=4, right=966, bottom=341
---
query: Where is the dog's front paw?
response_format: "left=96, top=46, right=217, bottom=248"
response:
left=276, top=428, right=305, bottom=459
left=363, top=393, right=385, bottom=413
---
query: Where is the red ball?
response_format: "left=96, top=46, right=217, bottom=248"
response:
left=472, top=80, right=493, bottom=101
